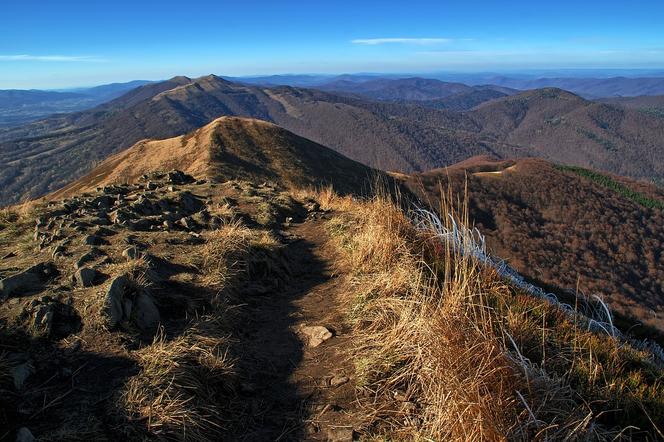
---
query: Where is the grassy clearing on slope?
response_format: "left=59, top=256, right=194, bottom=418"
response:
left=556, top=164, right=664, bottom=210
left=323, top=186, right=664, bottom=440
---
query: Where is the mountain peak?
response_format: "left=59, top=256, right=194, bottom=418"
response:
left=50, top=117, right=377, bottom=200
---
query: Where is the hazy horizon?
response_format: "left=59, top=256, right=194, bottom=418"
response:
left=2, top=0, right=664, bottom=89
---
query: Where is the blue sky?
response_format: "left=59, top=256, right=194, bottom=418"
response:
left=1, top=0, right=664, bottom=88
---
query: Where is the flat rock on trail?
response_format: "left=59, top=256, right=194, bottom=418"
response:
left=230, top=218, right=361, bottom=441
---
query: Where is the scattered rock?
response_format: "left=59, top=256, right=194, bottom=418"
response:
left=104, top=276, right=129, bottom=328
left=122, top=246, right=140, bottom=260
left=133, top=293, right=161, bottom=332
left=330, top=375, right=350, bottom=387
left=93, top=226, right=116, bottom=237
left=103, top=275, right=160, bottom=332
left=326, top=427, right=354, bottom=442
left=167, top=170, right=194, bottom=185
left=74, top=267, right=98, bottom=287
left=51, top=245, right=65, bottom=259
left=299, top=325, right=333, bottom=347
left=10, top=361, right=34, bottom=390
left=304, top=201, right=321, bottom=212
left=75, top=248, right=103, bottom=269
left=177, top=191, right=204, bottom=213
left=15, top=427, right=36, bottom=442
left=0, top=262, right=56, bottom=300
left=1, top=251, right=17, bottom=260
left=20, top=296, right=80, bottom=338
left=83, top=235, right=108, bottom=246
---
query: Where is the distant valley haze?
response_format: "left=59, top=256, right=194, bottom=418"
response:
left=2, top=0, right=664, bottom=89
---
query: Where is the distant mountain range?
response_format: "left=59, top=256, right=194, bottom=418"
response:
left=312, top=77, right=519, bottom=112
left=4, top=73, right=664, bottom=128
left=0, top=80, right=152, bottom=128
left=482, top=76, right=664, bottom=98
left=1, top=74, right=664, bottom=206
left=229, top=73, right=664, bottom=98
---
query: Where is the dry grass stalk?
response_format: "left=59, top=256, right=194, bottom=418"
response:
left=327, top=185, right=663, bottom=440
left=120, top=318, right=236, bottom=441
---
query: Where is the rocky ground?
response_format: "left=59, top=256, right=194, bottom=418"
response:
left=0, top=170, right=363, bottom=441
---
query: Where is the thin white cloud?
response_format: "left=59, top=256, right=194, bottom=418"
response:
left=0, top=54, right=106, bottom=62
left=352, top=38, right=451, bottom=46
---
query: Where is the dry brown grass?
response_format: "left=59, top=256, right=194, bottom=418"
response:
left=325, top=187, right=664, bottom=440
left=199, top=219, right=251, bottom=290
left=329, top=195, right=523, bottom=440
left=116, top=216, right=260, bottom=440
left=120, top=318, right=237, bottom=441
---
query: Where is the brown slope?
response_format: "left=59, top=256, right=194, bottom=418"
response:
left=401, top=156, right=664, bottom=333
left=50, top=117, right=377, bottom=200
left=0, top=75, right=495, bottom=206
left=469, top=88, right=664, bottom=181
left=4, top=77, right=664, bottom=208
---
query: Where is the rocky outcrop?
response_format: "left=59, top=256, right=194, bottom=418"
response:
left=103, top=275, right=160, bottom=333
left=0, top=262, right=56, bottom=300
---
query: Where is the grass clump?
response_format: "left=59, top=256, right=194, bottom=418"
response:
left=325, top=186, right=664, bottom=440
left=200, top=219, right=251, bottom=290
left=120, top=318, right=237, bottom=441
left=328, top=194, right=524, bottom=440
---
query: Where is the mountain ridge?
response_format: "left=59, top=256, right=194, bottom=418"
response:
left=2, top=75, right=664, bottom=206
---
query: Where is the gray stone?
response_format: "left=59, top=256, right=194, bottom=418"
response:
left=15, top=427, right=36, bottom=442
left=74, top=267, right=98, bottom=287
left=299, top=325, right=333, bottom=348
left=177, top=191, right=204, bottom=213
left=122, top=246, right=140, bottom=260
left=133, top=293, right=160, bottom=332
left=51, top=245, right=65, bottom=259
left=75, top=248, right=102, bottom=269
left=178, top=216, right=197, bottom=230
left=104, top=276, right=129, bottom=328
left=33, top=304, right=54, bottom=335
left=83, top=235, right=108, bottom=246
left=10, top=361, right=34, bottom=390
left=326, top=427, right=354, bottom=442
left=103, top=275, right=160, bottom=332
left=167, top=170, right=193, bottom=185
left=330, top=375, right=350, bottom=387
left=0, top=262, right=55, bottom=300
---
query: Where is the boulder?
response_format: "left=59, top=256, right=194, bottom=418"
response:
left=104, top=276, right=129, bottom=328
left=16, top=427, right=36, bottom=442
left=330, top=375, right=350, bottom=387
left=32, top=303, right=54, bottom=335
left=122, top=246, right=140, bottom=260
left=133, top=293, right=160, bottom=332
left=74, top=267, right=98, bottom=287
left=75, top=248, right=102, bottom=269
left=83, top=235, right=108, bottom=246
left=326, top=427, right=354, bottom=442
left=51, top=245, right=65, bottom=259
left=177, top=191, right=204, bottom=213
left=0, top=262, right=56, bottom=300
left=167, top=170, right=194, bottom=185
left=10, top=361, right=34, bottom=390
left=299, top=325, right=333, bottom=348
left=103, top=275, right=160, bottom=332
